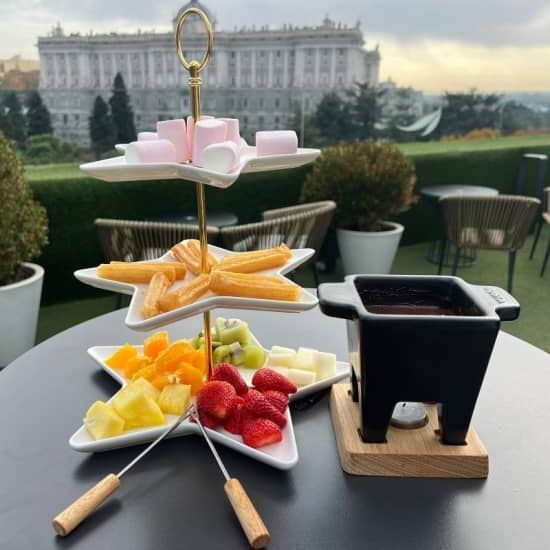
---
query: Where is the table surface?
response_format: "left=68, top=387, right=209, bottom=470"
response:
left=420, top=184, right=500, bottom=199
left=147, top=210, right=239, bottom=228
left=1, top=306, right=550, bottom=550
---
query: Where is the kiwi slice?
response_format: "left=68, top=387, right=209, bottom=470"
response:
left=215, top=317, right=251, bottom=345
left=242, top=345, right=266, bottom=370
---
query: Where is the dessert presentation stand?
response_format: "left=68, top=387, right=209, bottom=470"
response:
left=330, top=385, right=488, bottom=478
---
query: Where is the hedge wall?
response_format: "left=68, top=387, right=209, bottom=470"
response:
left=30, top=143, right=550, bottom=304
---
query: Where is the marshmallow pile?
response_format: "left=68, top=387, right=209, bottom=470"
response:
left=125, top=116, right=298, bottom=173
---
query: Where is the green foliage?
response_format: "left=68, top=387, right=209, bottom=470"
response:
left=109, top=73, right=136, bottom=144
left=89, top=95, right=115, bottom=158
left=301, top=141, right=416, bottom=231
left=22, top=134, right=86, bottom=165
left=1, top=92, right=26, bottom=147
left=0, top=131, right=48, bottom=285
left=25, top=91, right=52, bottom=137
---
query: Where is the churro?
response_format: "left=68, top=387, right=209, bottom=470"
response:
left=171, top=240, right=217, bottom=275
left=210, top=271, right=300, bottom=302
left=111, top=261, right=186, bottom=280
left=158, top=274, right=211, bottom=312
left=97, top=263, right=177, bottom=284
left=141, top=272, right=171, bottom=319
left=214, top=244, right=292, bottom=273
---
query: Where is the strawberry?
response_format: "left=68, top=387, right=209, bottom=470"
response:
left=262, top=390, right=289, bottom=413
left=252, top=368, right=297, bottom=395
left=224, top=396, right=245, bottom=435
left=196, top=380, right=236, bottom=421
left=212, top=363, right=249, bottom=395
left=194, top=410, right=220, bottom=429
left=242, top=417, right=283, bottom=449
left=243, top=389, right=287, bottom=428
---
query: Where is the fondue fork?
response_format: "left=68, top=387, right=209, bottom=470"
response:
left=190, top=405, right=270, bottom=549
left=52, top=405, right=192, bottom=536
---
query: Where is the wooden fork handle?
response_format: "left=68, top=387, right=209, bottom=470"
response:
left=224, top=478, right=270, bottom=549
left=52, top=473, right=120, bottom=536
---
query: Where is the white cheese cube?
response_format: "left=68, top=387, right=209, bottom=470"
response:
left=271, top=345, right=296, bottom=354
left=287, top=368, right=316, bottom=387
left=267, top=351, right=296, bottom=368
left=314, top=351, right=337, bottom=381
left=294, top=347, right=317, bottom=371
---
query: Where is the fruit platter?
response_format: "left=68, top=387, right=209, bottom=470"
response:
left=71, top=318, right=349, bottom=469
left=75, top=240, right=318, bottom=331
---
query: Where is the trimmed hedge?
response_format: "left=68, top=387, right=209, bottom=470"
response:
left=30, top=143, right=550, bottom=304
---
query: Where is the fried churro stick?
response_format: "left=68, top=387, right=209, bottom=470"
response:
left=171, top=241, right=217, bottom=275
left=141, top=272, right=171, bottom=319
left=214, top=244, right=292, bottom=274
left=158, top=274, right=211, bottom=312
left=111, top=261, right=186, bottom=280
left=210, top=271, right=301, bottom=302
left=97, top=263, right=176, bottom=284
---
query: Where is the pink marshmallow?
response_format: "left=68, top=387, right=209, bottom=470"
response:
left=156, top=119, right=189, bottom=162
left=187, top=115, right=214, bottom=160
left=255, top=130, right=298, bottom=156
left=218, top=118, right=241, bottom=148
left=137, top=131, right=158, bottom=141
left=125, top=140, right=177, bottom=164
left=193, top=119, right=227, bottom=167
left=201, top=141, right=240, bottom=173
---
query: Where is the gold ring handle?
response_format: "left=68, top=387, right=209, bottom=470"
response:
left=175, top=7, right=213, bottom=73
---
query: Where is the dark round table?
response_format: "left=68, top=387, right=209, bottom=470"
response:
left=420, top=184, right=499, bottom=268
left=2, top=305, right=550, bottom=550
left=148, top=210, right=239, bottom=228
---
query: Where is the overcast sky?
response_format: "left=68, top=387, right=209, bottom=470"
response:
left=1, top=0, right=549, bottom=92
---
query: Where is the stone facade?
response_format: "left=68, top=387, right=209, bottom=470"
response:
left=38, top=2, right=380, bottom=145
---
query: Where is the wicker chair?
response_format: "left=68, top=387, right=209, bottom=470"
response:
left=538, top=188, right=550, bottom=277
left=438, top=195, right=540, bottom=292
left=220, top=201, right=336, bottom=286
left=95, top=218, right=220, bottom=263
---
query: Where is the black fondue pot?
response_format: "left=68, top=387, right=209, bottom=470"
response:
left=318, top=275, right=520, bottom=445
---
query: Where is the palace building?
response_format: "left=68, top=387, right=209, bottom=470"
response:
left=37, top=1, right=380, bottom=144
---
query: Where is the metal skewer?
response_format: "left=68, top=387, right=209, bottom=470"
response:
left=52, top=406, right=192, bottom=537
left=190, top=406, right=271, bottom=549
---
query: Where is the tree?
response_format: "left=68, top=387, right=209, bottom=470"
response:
left=109, top=73, right=136, bottom=144
left=89, top=95, right=115, bottom=158
left=25, top=91, right=52, bottom=137
left=312, top=92, right=348, bottom=145
left=1, top=92, right=26, bottom=147
left=345, top=82, right=385, bottom=141
left=438, top=90, right=502, bottom=137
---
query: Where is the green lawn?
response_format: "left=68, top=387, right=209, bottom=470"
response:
left=24, top=163, right=83, bottom=181
left=37, top=234, right=550, bottom=353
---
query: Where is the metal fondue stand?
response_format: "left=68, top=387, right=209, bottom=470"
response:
left=175, top=7, right=215, bottom=379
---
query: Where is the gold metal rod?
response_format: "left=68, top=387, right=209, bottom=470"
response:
left=175, top=6, right=214, bottom=379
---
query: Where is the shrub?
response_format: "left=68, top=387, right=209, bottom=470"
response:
left=0, top=132, right=48, bottom=285
left=301, top=141, right=417, bottom=231
left=22, top=134, right=84, bottom=165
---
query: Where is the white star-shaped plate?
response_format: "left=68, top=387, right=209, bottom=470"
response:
left=80, top=144, right=320, bottom=189
left=74, top=241, right=319, bottom=332
left=69, top=332, right=299, bottom=470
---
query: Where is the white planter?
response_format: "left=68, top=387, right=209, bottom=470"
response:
left=0, top=263, right=44, bottom=366
left=337, top=222, right=404, bottom=275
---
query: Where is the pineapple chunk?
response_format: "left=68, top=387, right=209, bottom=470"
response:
left=84, top=401, right=125, bottom=440
left=157, top=384, right=191, bottom=415
left=287, top=368, right=316, bottom=387
left=112, top=382, right=165, bottom=429
left=132, top=377, right=160, bottom=401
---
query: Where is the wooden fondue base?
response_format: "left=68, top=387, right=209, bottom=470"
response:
left=330, top=384, right=489, bottom=478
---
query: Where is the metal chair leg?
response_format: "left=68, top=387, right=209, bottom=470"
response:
left=452, top=246, right=461, bottom=276
left=530, top=219, right=543, bottom=259
left=508, top=251, right=517, bottom=293
left=541, top=240, right=550, bottom=277
left=312, top=262, right=321, bottom=287
left=437, top=239, right=447, bottom=275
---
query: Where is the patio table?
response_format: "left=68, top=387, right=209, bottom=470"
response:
left=1, top=304, right=549, bottom=549
left=421, top=184, right=499, bottom=268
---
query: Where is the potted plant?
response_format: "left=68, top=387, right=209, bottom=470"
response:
left=0, top=132, right=48, bottom=366
left=301, top=141, right=416, bottom=274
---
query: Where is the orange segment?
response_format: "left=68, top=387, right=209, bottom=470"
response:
left=124, top=356, right=152, bottom=379
left=105, top=343, right=137, bottom=370
left=144, top=331, right=170, bottom=359
left=155, top=340, right=196, bottom=372
left=131, top=364, right=157, bottom=382
left=174, top=364, right=205, bottom=395
left=192, top=348, right=207, bottom=375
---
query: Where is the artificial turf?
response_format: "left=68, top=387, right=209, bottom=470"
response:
left=37, top=234, right=550, bottom=353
